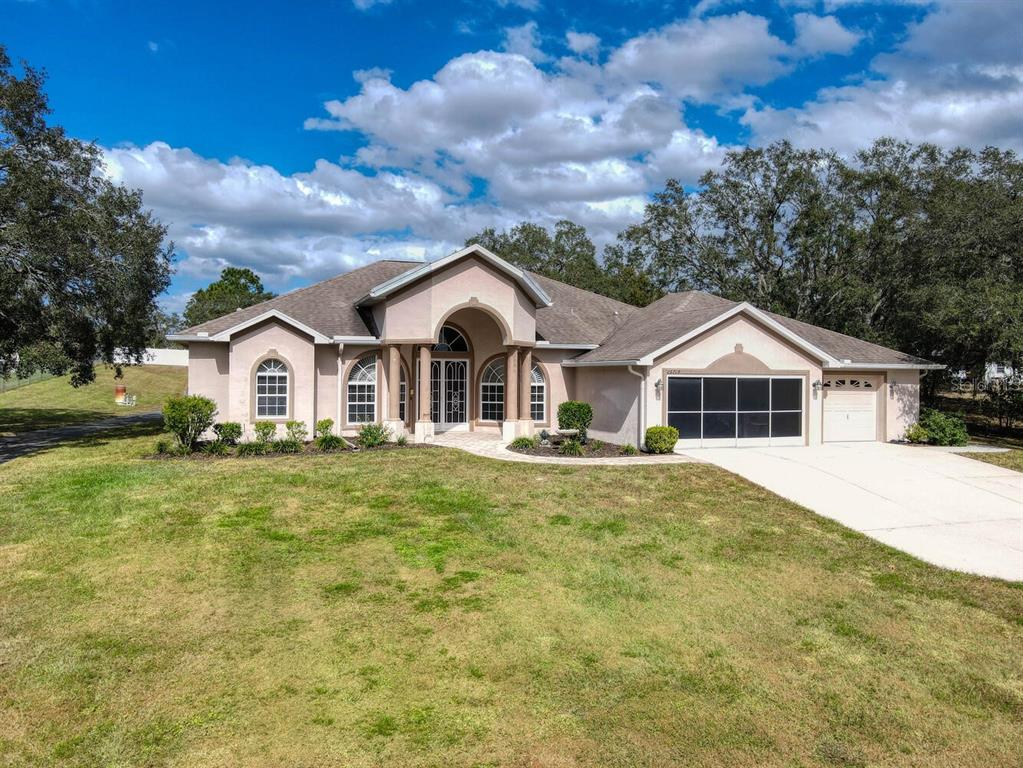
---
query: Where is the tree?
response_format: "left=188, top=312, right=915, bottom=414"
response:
left=466, top=220, right=610, bottom=298
left=0, top=46, right=173, bottom=385
left=182, top=267, right=275, bottom=327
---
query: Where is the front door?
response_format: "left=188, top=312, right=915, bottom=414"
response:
left=429, top=359, right=468, bottom=430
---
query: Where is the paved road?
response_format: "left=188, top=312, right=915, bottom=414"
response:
left=0, top=412, right=162, bottom=465
left=680, top=442, right=1023, bottom=581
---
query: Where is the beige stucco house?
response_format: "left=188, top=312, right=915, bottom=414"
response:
left=169, top=245, right=940, bottom=449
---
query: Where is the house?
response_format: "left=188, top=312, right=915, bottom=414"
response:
left=168, top=245, right=941, bottom=448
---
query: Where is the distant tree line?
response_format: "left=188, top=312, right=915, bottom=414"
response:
left=468, top=139, right=1023, bottom=393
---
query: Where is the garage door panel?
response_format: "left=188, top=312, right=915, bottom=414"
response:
left=823, top=377, right=879, bottom=442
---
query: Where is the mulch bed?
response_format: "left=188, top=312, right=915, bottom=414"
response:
left=509, top=439, right=635, bottom=458
left=149, top=441, right=436, bottom=460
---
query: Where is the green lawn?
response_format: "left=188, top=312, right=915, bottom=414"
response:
left=0, top=365, right=186, bottom=435
left=968, top=448, right=1023, bottom=473
left=0, top=432, right=1020, bottom=767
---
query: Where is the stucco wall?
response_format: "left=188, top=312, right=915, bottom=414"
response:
left=645, top=314, right=823, bottom=445
left=380, top=257, right=536, bottom=345
left=229, top=319, right=317, bottom=438
left=533, top=349, right=575, bottom=429
left=575, top=366, right=641, bottom=446
left=885, top=368, right=920, bottom=441
left=187, top=342, right=230, bottom=418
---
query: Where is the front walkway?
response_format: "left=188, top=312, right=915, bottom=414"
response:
left=680, top=442, right=1023, bottom=581
left=431, top=429, right=697, bottom=466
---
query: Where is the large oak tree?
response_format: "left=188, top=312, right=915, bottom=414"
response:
left=0, top=46, right=173, bottom=385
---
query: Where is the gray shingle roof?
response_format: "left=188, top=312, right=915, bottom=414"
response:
left=179, top=258, right=933, bottom=368
left=573, top=290, right=934, bottom=367
left=180, top=260, right=419, bottom=338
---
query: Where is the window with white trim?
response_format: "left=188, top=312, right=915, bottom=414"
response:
left=530, top=364, right=545, bottom=422
left=347, top=357, right=377, bottom=423
left=255, top=359, right=288, bottom=418
left=434, top=325, right=468, bottom=352
left=399, top=366, right=407, bottom=422
left=480, top=360, right=505, bottom=421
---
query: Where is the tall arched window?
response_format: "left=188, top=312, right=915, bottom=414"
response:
left=434, top=325, right=468, bottom=352
left=256, top=359, right=288, bottom=418
left=347, top=356, right=377, bottom=423
left=530, top=364, right=546, bottom=422
left=480, top=360, right=505, bottom=421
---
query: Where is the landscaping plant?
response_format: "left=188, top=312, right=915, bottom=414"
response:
left=559, top=438, right=583, bottom=456
left=557, top=400, right=593, bottom=441
left=285, top=420, right=308, bottom=443
left=272, top=439, right=301, bottom=454
left=253, top=421, right=277, bottom=443
left=621, top=443, right=637, bottom=456
left=357, top=422, right=390, bottom=448
left=236, top=441, right=268, bottom=457
left=645, top=425, right=679, bottom=454
left=161, top=395, right=217, bottom=451
left=213, top=422, right=242, bottom=445
left=510, top=436, right=539, bottom=450
left=916, top=409, right=969, bottom=446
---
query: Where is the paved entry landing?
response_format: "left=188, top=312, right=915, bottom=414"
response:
left=679, top=442, right=1023, bottom=581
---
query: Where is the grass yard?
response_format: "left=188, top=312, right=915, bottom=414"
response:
left=967, top=448, right=1023, bottom=473
left=0, top=431, right=1020, bottom=768
left=0, top=365, right=186, bottom=435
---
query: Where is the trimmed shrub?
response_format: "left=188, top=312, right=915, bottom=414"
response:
left=620, top=443, right=637, bottom=456
left=315, top=418, right=335, bottom=439
left=645, top=426, right=679, bottom=454
left=509, top=436, right=538, bottom=450
left=162, top=395, right=218, bottom=451
left=917, top=408, right=969, bottom=446
left=905, top=423, right=930, bottom=444
left=213, top=422, right=242, bottom=445
left=272, top=438, right=302, bottom=454
left=202, top=440, right=229, bottom=456
left=559, top=438, right=584, bottom=457
left=358, top=422, right=390, bottom=448
left=558, top=401, right=593, bottom=439
left=237, top=441, right=269, bottom=457
left=253, top=421, right=277, bottom=443
left=285, top=420, right=308, bottom=443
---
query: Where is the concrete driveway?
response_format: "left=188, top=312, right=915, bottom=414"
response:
left=679, top=442, right=1023, bottom=581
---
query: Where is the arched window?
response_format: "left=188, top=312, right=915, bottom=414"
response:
left=256, top=359, right=288, bottom=418
left=399, top=366, right=407, bottom=422
left=480, top=360, right=505, bottom=421
left=347, top=356, right=377, bottom=423
left=530, top=363, right=546, bottom=422
left=434, top=325, right=468, bottom=352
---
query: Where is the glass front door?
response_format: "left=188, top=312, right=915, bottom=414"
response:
left=425, top=359, right=468, bottom=429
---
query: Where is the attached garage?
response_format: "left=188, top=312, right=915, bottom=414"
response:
left=667, top=375, right=805, bottom=448
left=822, top=376, right=880, bottom=442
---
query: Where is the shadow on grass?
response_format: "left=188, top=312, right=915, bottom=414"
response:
left=0, top=416, right=164, bottom=465
left=0, top=407, right=154, bottom=436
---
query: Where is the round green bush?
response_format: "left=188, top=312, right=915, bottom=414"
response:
left=213, top=422, right=242, bottom=445
left=162, top=395, right=218, bottom=451
left=917, top=408, right=969, bottom=446
left=557, top=401, right=593, bottom=437
left=645, top=426, right=679, bottom=454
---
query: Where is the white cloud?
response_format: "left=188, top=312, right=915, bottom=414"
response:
left=495, top=0, right=541, bottom=9
left=147, top=41, right=159, bottom=53
left=744, top=0, right=1023, bottom=153
left=565, top=31, right=600, bottom=58
left=792, top=13, right=861, bottom=56
left=502, top=21, right=549, bottom=64
left=352, top=0, right=393, bottom=10
left=605, top=13, right=791, bottom=102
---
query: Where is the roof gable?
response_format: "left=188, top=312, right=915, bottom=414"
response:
left=357, top=245, right=552, bottom=308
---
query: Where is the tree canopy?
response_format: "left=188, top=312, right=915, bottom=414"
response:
left=182, top=267, right=275, bottom=327
left=0, top=45, right=173, bottom=385
left=475, top=139, right=1022, bottom=395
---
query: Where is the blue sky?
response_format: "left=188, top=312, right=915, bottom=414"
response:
left=5, top=0, right=1021, bottom=311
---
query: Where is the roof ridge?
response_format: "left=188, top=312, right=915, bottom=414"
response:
left=525, top=270, right=640, bottom=311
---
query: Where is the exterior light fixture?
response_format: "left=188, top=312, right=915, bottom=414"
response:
left=654, top=379, right=662, bottom=398
left=812, top=379, right=822, bottom=392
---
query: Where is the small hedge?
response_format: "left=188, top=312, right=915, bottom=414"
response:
left=237, top=441, right=269, bottom=457
left=253, top=421, right=277, bottom=443
left=213, top=422, right=242, bottom=445
left=557, top=401, right=593, bottom=439
left=907, top=408, right=969, bottom=446
left=645, top=426, right=679, bottom=454
left=509, top=436, right=539, bottom=450
left=358, top=422, right=390, bottom=448
left=285, top=420, right=308, bottom=442
left=162, top=395, right=218, bottom=450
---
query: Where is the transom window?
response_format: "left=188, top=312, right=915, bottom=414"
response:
left=434, top=325, right=468, bottom=352
left=823, top=378, right=873, bottom=389
left=255, top=359, right=288, bottom=418
left=530, top=364, right=545, bottom=422
left=347, top=357, right=377, bottom=424
left=480, top=360, right=505, bottom=421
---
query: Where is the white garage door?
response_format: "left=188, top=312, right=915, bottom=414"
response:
left=823, top=376, right=880, bottom=442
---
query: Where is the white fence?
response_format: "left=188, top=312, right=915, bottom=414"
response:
left=115, top=348, right=189, bottom=367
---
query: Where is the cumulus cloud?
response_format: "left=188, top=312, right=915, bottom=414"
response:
left=744, top=0, right=1023, bottom=153
left=502, top=21, right=549, bottom=63
left=565, top=31, right=600, bottom=58
left=792, top=13, right=861, bottom=56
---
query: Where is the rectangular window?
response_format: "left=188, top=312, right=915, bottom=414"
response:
left=481, top=384, right=504, bottom=421
left=703, top=378, right=736, bottom=411
left=530, top=384, right=544, bottom=422
left=668, top=411, right=700, bottom=439
left=347, top=384, right=375, bottom=423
